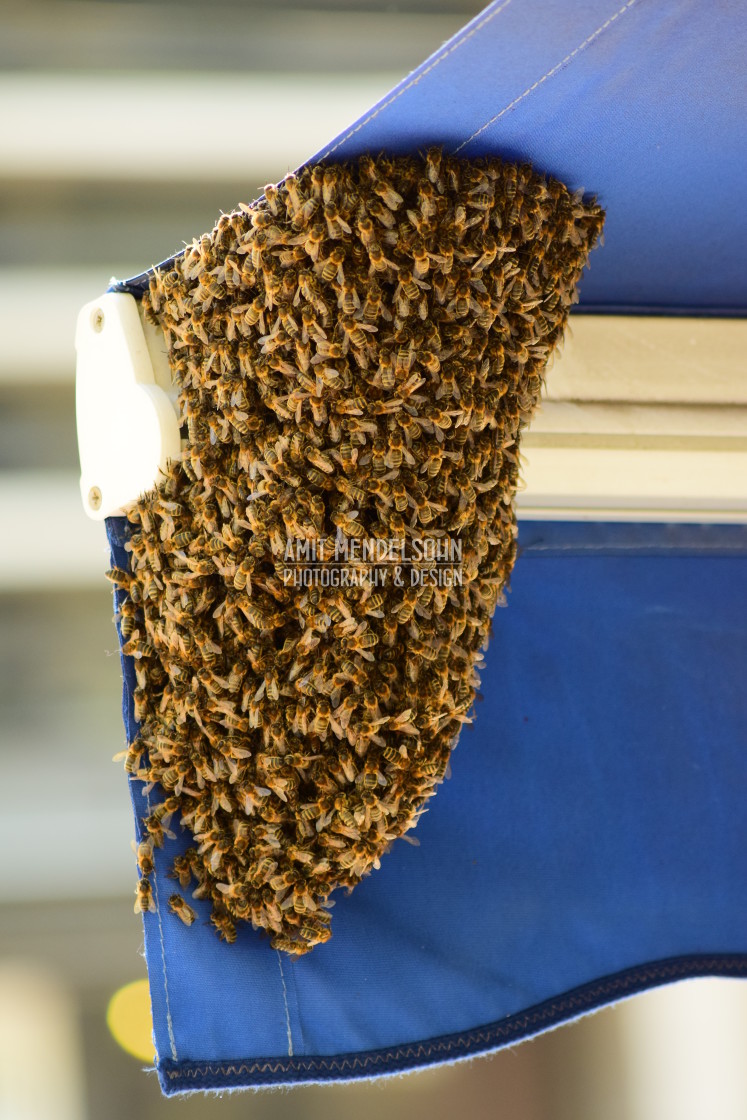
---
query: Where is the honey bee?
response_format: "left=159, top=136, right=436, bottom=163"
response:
left=233, top=558, right=253, bottom=591
left=169, top=894, right=197, bottom=926
left=379, top=352, right=395, bottom=390
left=337, top=751, right=358, bottom=784
left=391, top=479, right=408, bottom=511
left=343, top=625, right=377, bottom=655
left=396, top=268, right=420, bottom=307
left=300, top=308, right=323, bottom=346
left=239, top=601, right=270, bottom=631
left=313, top=699, right=331, bottom=738
left=333, top=512, right=365, bottom=539
left=263, top=181, right=280, bottom=216
left=306, top=447, right=334, bottom=474
left=312, top=338, right=342, bottom=364
left=114, top=739, right=144, bottom=773
left=299, top=222, right=326, bottom=261
left=210, top=910, right=237, bottom=944
left=300, top=923, right=331, bottom=946
left=425, top=147, right=442, bottom=185
left=411, top=239, right=430, bottom=278
left=371, top=175, right=403, bottom=211
left=339, top=278, right=359, bottom=316
left=290, top=189, right=319, bottom=227
left=357, top=216, right=376, bottom=247
left=362, top=281, right=389, bottom=326
left=135, top=839, right=155, bottom=877
left=310, top=395, right=328, bottom=426
left=367, top=199, right=396, bottom=229
left=221, top=711, right=249, bottom=733
left=337, top=441, right=357, bottom=471
left=410, top=638, right=439, bottom=661
left=320, top=246, right=346, bottom=284
left=106, top=567, right=132, bottom=591
left=289, top=430, right=306, bottom=463
left=134, top=877, right=156, bottom=914
left=371, top=438, right=387, bottom=476
left=395, top=342, right=413, bottom=377
left=473, top=235, right=500, bottom=273
left=123, top=636, right=155, bottom=661
left=341, top=318, right=371, bottom=351
left=270, top=869, right=301, bottom=894
left=421, top=446, right=443, bottom=479
left=385, top=430, right=404, bottom=470
left=339, top=658, right=368, bottom=689
left=324, top=202, right=352, bottom=239
left=367, top=241, right=393, bottom=273
left=455, top=470, right=477, bottom=507
left=242, top=296, right=266, bottom=331
left=194, top=630, right=222, bottom=666
left=395, top=591, right=419, bottom=624
left=364, top=478, right=390, bottom=508
left=321, top=166, right=340, bottom=204
left=118, top=599, right=139, bottom=639
left=336, top=477, right=366, bottom=504
left=170, top=853, right=194, bottom=888
left=307, top=466, right=335, bottom=490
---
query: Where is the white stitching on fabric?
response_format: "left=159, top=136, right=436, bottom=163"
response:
left=453, top=0, right=640, bottom=153
left=316, top=0, right=514, bottom=161
left=276, top=952, right=294, bottom=1057
left=288, top=959, right=307, bottom=1054
left=143, top=784, right=178, bottom=1063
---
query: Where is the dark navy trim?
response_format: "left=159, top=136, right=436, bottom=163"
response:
left=157, top=953, right=747, bottom=1094
left=571, top=305, right=747, bottom=318
left=109, top=266, right=171, bottom=297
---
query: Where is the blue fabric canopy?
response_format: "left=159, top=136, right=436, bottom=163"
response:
left=115, top=0, right=747, bottom=315
left=105, top=0, right=747, bottom=1094
left=107, top=520, right=747, bottom=1093
left=309, top=0, right=747, bottom=316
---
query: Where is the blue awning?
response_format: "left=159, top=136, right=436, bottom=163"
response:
left=104, top=0, right=747, bottom=1093
left=309, top=0, right=747, bottom=316
left=107, top=519, right=747, bottom=1093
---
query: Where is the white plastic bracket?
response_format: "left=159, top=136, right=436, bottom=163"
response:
left=75, top=292, right=182, bottom=520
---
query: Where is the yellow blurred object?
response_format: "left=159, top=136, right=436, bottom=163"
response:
left=106, top=979, right=155, bottom=1063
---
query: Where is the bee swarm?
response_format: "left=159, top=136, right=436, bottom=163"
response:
left=111, top=150, right=604, bottom=954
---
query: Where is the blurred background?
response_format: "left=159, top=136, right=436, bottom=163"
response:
left=1, top=0, right=746, bottom=1116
